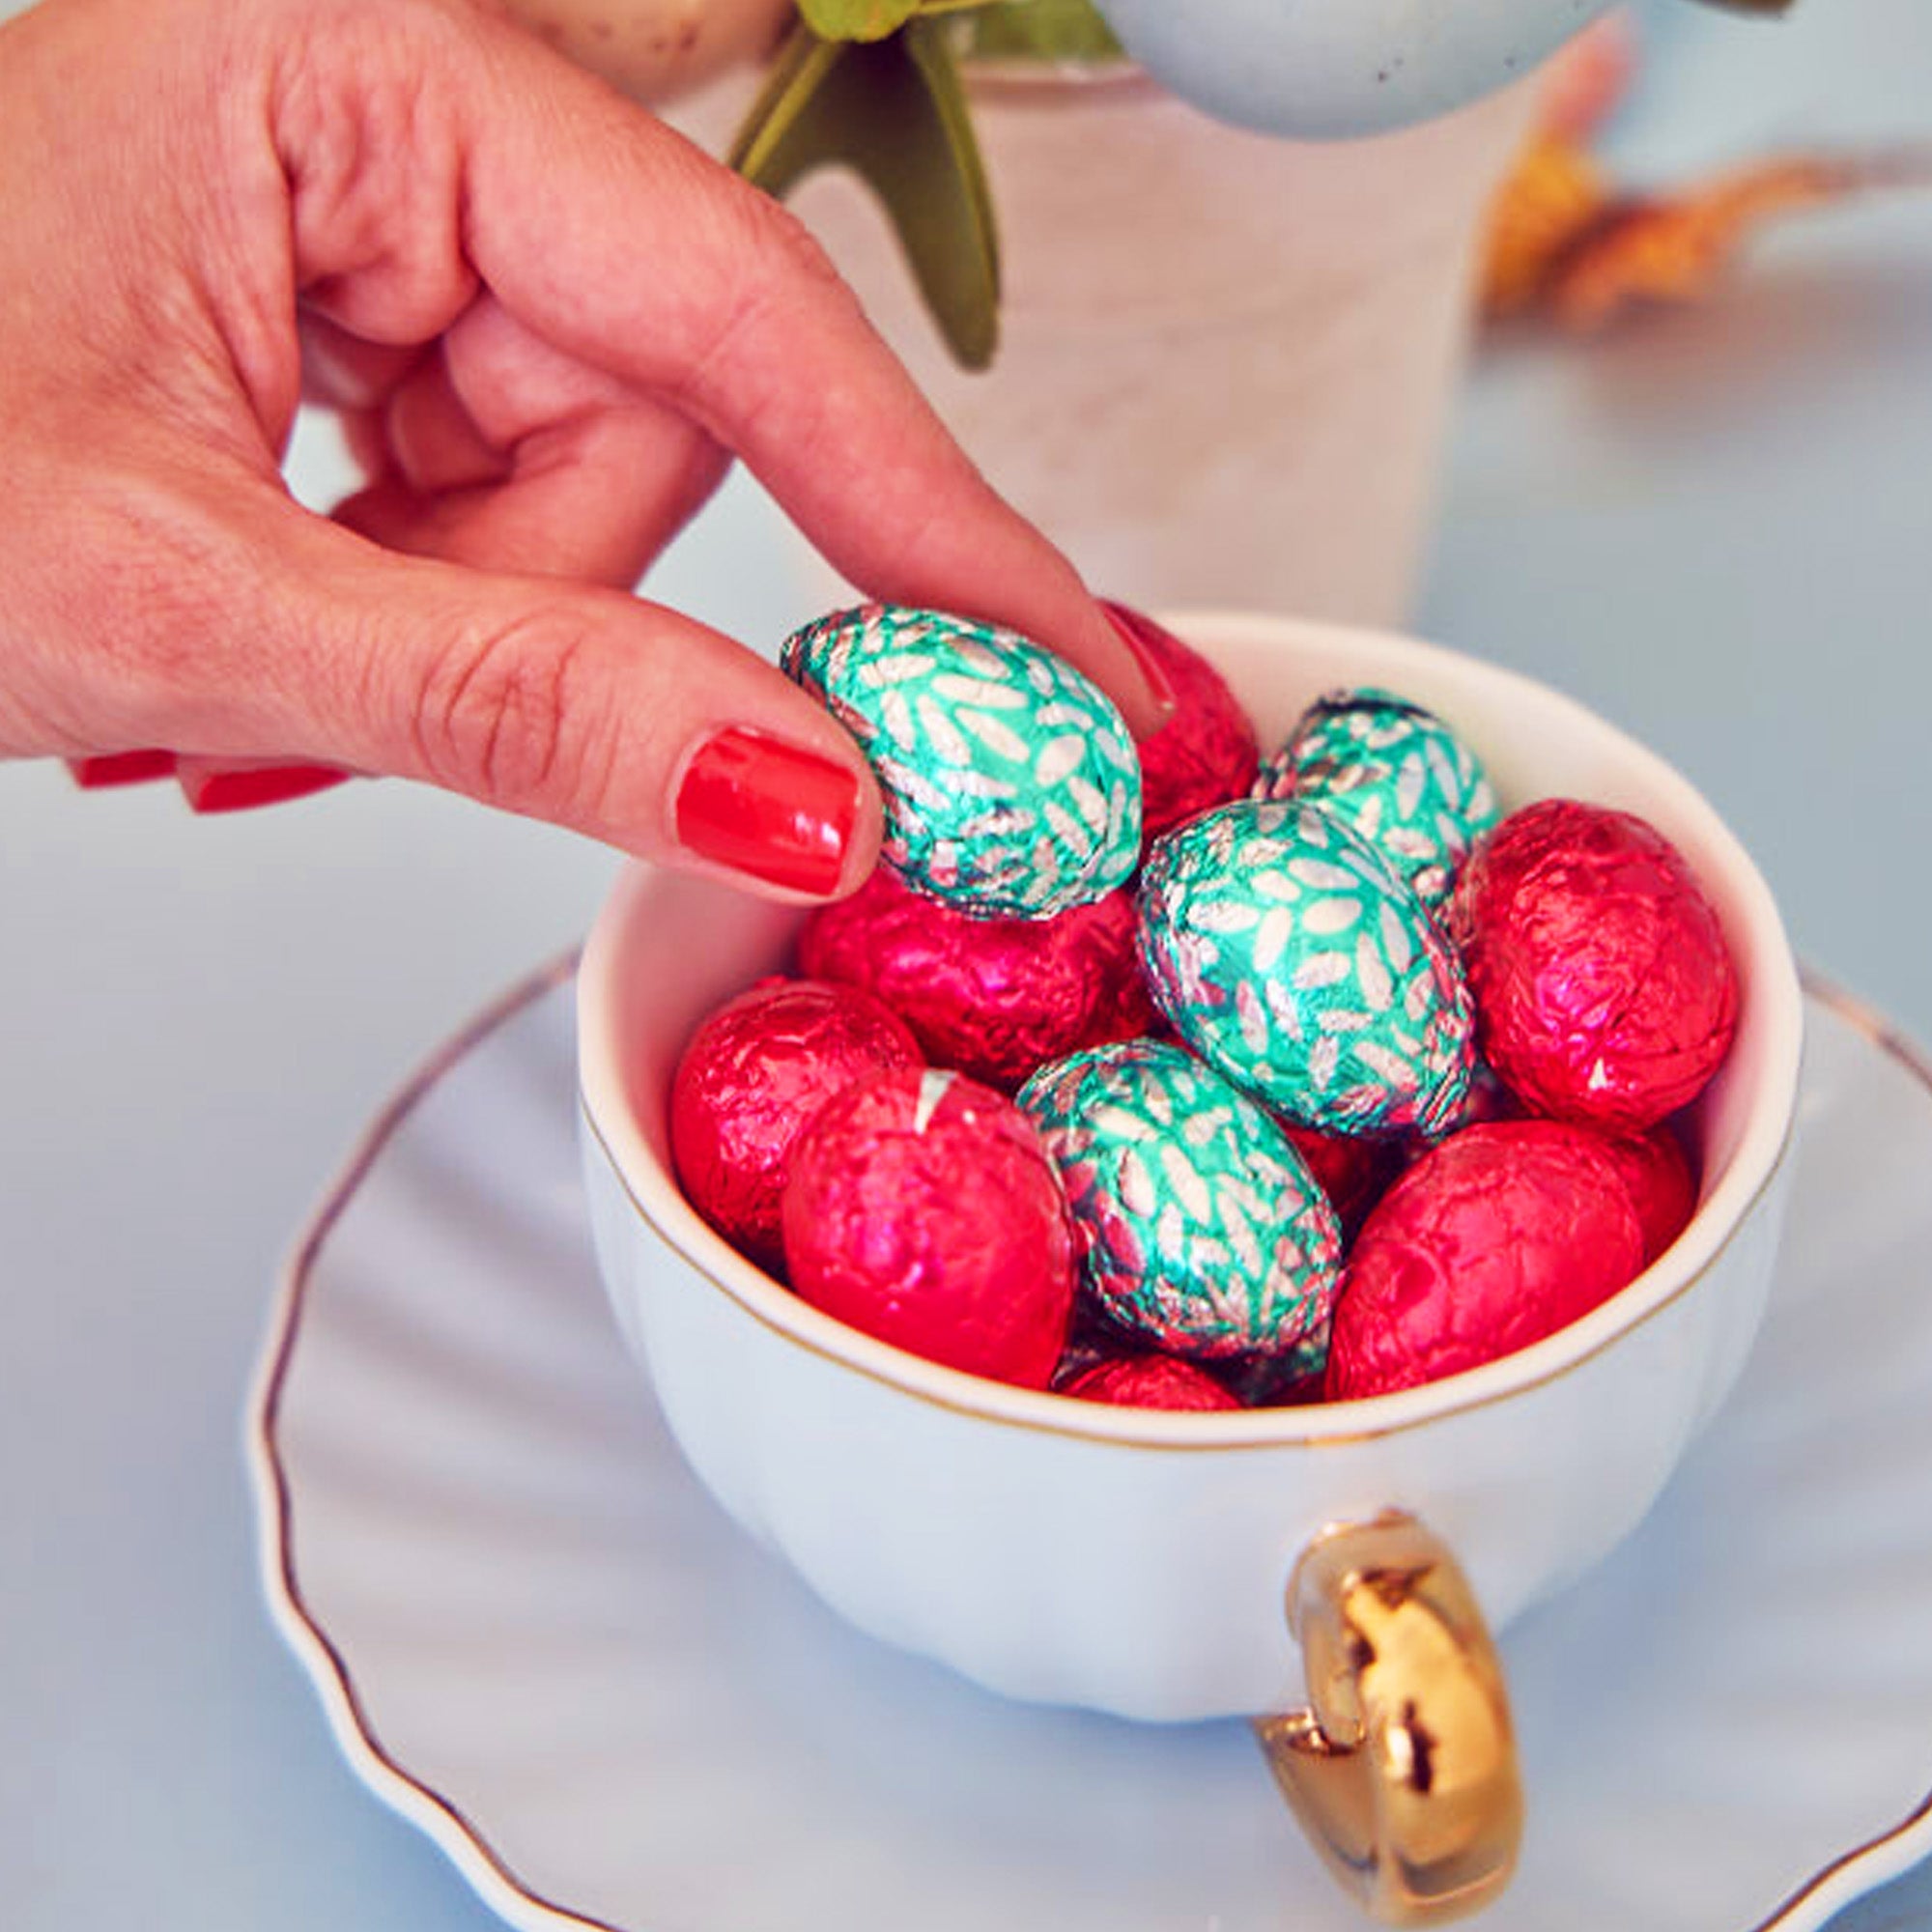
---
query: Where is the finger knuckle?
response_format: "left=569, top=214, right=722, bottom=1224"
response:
left=668, top=191, right=862, bottom=404
left=743, top=197, right=850, bottom=304
left=409, top=599, right=618, bottom=819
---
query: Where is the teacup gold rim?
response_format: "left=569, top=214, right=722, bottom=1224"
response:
left=577, top=1064, right=1800, bottom=1453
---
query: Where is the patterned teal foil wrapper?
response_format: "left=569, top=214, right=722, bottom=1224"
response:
left=1138, top=798, right=1476, bottom=1136
left=1216, top=1327, right=1333, bottom=1408
left=1255, top=687, right=1499, bottom=907
left=1018, top=1038, right=1342, bottom=1362
left=781, top=604, right=1142, bottom=918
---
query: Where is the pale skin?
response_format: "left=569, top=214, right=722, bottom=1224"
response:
left=0, top=0, right=1165, bottom=894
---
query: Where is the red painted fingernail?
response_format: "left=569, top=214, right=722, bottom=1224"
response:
left=674, top=727, right=859, bottom=895
left=67, top=749, right=177, bottom=788
left=1100, top=602, right=1180, bottom=733
left=180, top=764, right=351, bottom=813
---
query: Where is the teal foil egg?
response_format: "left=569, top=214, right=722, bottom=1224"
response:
left=1138, top=798, right=1475, bottom=1136
left=1256, top=688, right=1499, bottom=908
left=781, top=605, right=1142, bottom=918
left=1018, top=1038, right=1342, bottom=1363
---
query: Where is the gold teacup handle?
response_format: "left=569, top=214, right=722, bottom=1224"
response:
left=1252, top=1512, right=1524, bottom=1926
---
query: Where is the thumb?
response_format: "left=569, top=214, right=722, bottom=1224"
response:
left=213, top=498, right=882, bottom=897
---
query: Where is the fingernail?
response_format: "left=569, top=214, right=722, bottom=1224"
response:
left=1100, top=602, right=1180, bottom=736
left=674, top=727, right=859, bottom=895
left=67, top=750, right=177, bottom=788
left=180, top=764, right=351, bottom=813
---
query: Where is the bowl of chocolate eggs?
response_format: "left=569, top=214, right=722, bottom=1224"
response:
left=577, top=606, right=1802, bottom=1923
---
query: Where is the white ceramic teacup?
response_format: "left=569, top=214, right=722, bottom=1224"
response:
left=577, top=612, right=1803, bottom=1921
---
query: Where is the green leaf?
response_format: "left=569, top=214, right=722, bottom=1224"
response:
left=954, top=0, right=1122, bottom=63
left=729, top=18, right=1001, bottom=371
left=796, top=0, right=923, bottom=43
left=795, top=1, right=988, bottom=49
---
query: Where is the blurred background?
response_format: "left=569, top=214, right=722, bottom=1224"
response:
left=3, top=0, right=1931, bottom=1927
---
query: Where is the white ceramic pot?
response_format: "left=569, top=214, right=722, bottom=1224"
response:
left=665, top=64, right=1540, bottom=623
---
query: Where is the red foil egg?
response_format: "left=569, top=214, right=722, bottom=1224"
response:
left=799, top=868, right=1155, bottom=1092
left=1104, top=603, right=1260, bottom=843
left=1282, top=1122, right=1400, bottom=1240
left=669, top=978, right=922, bottom=1274
left=1058, top=1353, right=1243, bottom=1411
left=1449, top=799, right=1739, bottom=1134
left=1602, top=1122, right=1698, bottom=1265
left=781, top=1066, right=1076, bottom=1388
left=1325, top=1120, right=1647, bottom=1400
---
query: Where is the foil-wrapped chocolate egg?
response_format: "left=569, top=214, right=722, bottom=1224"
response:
left=799, top=868, right=1154, bottom=1092
left=1255, top=687, right=1499, bottom=907
left=670, top=978, right=923, bottom=1275
left=1138, top=798, right=1476, bottom=1136
left=1216, top=1329, right=1331, bottom=1408
left=1326, top=1120, right=1647, bottom=1401
left=1017, top=1038, right=1343, bottom=1363
left=1102, top=603, right=1259, bottom=843
left=1057, top=1352, right=1243, bottom=1411
left=781, top=1065, right=1075, bottom=1388
left=1449, top=799, right=1740, bottom=1133
left=1420, top=1053, right=1522, bottom=1139
left=781, top=604, right=1141, bottom=917
left=1282, top=1120, right=1399, bottom=1240
left=1603, top=1122, right=1698, bottom=1265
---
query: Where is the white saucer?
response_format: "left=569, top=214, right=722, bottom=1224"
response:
left=250, top=962, right=1932, bottom=1932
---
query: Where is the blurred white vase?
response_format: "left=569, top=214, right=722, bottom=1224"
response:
left=668, top=56, right=1538, bottom=622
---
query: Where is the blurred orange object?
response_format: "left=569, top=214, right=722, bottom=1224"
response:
left=1483, top=136, right=1613, bottom=321
left=1541, top=153, right=1928, bottom=328
left=1482, top=11, right=1931, bottom=330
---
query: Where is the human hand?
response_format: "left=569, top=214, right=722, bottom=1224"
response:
left=1, top=0, right=1165, bottom=894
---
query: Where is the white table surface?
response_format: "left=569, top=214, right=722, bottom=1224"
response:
left=5, top=1, right=1931, bottom=1927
